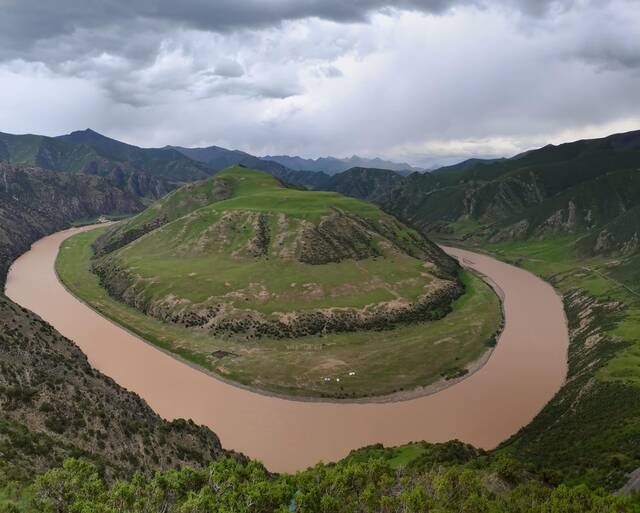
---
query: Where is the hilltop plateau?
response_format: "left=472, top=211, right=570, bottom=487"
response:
left=58, top=167, right=501, bottom=398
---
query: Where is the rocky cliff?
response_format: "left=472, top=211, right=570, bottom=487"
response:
left=0, top=163, right=143, bottom=282
left=0, top=165, right=236, bottom=482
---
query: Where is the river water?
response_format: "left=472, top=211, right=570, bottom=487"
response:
left=5, top=226, right=569, bottom=473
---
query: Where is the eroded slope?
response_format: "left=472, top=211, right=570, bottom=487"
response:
left=93, top=167, right=462, bottom=341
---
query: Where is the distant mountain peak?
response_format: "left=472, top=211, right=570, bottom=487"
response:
left=262, top=154, right=424, bottom=175
left=67, top=127, right=107, bottom=138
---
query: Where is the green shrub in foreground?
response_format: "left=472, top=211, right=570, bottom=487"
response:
left=2, top=455, right=636, bottom=513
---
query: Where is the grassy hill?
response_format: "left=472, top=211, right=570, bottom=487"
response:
left=58, top=167, right=502, bottom=398
left=378, top=130, right=640, bottom=253
left=93, top=167, right=461, bottom=339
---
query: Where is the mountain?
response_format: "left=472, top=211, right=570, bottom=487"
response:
left=170, top=144, right=419, bottom=186
left=0, top=163, right=143, bottom=282
left=59, top=129, right=212, bottom=183
left=322, top=167, right=406, bottom=202
left=0, top=163, right=235, bottom=482
left=304, top=131, right=640, bottom=301
left=167, top=144, right=331, bottom=189
left=378, top=129, right=640, bottom=255
left=264, top=165, right=331, bottom=189
left=0, top=296, right=230, bottom=482
left=165, top=145, right=255, bottom=170
left=431, top=157, right=506, bottom=176
left=263, top=154, right=424, bottom=175
left=0, top=132, right=93, bottom=172
left=92, top=167, right=461, bottom=342
left=0, top=131, right=173, bottom=200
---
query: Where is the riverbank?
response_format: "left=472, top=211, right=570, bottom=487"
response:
left=52, top=226, right=498, bottom=405
left=5, top=227, right=569, bottom=472
left=53, top=226, right=502, bottom=401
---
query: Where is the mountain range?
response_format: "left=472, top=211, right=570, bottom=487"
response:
left=4, top=126, right=640, bottom=507
left=4, top=127, right=640, bottom=259
left=0, top=130, right=194, bottom=199
left=0, top=128, right=423, bottom=199
left=316, top=130, right=640, bottom=259
left=3, top=127, right=640, bottom=259
left=261, top=154, right=424, bottom=174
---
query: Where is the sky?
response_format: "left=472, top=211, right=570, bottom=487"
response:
left=0, top=0, right=639, bottom=167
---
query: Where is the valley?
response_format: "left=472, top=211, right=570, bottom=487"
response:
left=462, top=235, right=640, bottom=487
left=1, top=129, right=638, bottom=510
left=353, top=130, right=640, bottom=487
left=3, top=1, right=640, bottom=508
left=6, top=222, right=568, bottom=472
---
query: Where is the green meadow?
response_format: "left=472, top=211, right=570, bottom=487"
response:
left=57, top=227, right=501, bottom=399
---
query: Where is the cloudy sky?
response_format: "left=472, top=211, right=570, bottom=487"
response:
left=0, top=0, right=639, bottom=167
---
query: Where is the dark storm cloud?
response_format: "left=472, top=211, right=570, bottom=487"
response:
left=0, top=0, right=573, bottom=61
left=0, top=0, right=637, bottom=165
left=213, top=59, right=245, bottom=78
left=577, top=33, right=640, bottom=71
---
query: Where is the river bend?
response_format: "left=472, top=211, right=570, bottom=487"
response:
left=5, top=227, right=569, bottom=472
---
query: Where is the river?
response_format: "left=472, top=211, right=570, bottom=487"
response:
left=5, top=226, right=568, bottom=473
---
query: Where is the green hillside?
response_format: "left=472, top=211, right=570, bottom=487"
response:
left=0, top=130, right=213, bottom=200
left=93, top=167, right=461, bottom=338
left=60, top=129, right=211, bottom=182
left=0, top=132, right=99, bottom=172
left=58, top=167, right=502, bottom=398
left=307, top=131, right=640, bottom=255
left=380, top=130, right=640, bottom=253
left=359, top=129, right=640, bottom=489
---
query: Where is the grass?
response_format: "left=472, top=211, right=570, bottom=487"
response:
left=214, top=167, right=383, bottom=221
left=485, top=235, right=640, bottom=386
left=124, top=167, right=382, bottom=230
left=387, top=444, right=428, bottom=468
left=117, top=237, right=428, bottom=314
left=441, top=233, right=640, bottom=488
left=0, top=485, right=31, bottom=511
left=100, top=167, right=441, bottom=315
left=56, top=227, right=502, bottom=399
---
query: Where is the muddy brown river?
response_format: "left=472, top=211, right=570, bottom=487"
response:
left=5, top=226, right=569, bottom=473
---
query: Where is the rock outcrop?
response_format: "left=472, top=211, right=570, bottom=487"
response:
left=92, top=168, right=463, bottom=341
left=0, top=165, right=236, bottom=481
